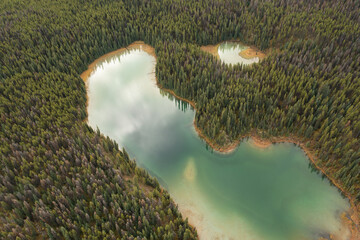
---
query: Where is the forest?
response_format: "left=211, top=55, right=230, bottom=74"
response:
left=1, top=0, right=359, bottom=239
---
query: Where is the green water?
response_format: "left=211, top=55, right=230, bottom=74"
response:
left=87, top=48, right=350, bottom=240
left=218, top=42, right=260, bottom=65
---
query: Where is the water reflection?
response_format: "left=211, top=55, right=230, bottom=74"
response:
left=218, top=42, right=260, bottom=65
left=87, top=47, right=350, bottom=240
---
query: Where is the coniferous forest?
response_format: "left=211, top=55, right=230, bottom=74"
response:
left=1, top=0, right=360, bottom=239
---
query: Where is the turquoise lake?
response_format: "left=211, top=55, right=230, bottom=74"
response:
left=86, top=46, right=350, bottom=240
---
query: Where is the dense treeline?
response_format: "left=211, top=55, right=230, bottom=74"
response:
left=1, top=71, right=195, bottom=239
left=1, top=0, right=359, bottom=238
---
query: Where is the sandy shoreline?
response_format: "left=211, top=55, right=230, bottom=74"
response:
left=80, top=41, right=157, bottom=122
left=200, top=43, right=220, bottom=59
left=200, top=40, right=267, bottom=61
left=80, top=42, right=359, bottom=240
left=239, top=48, right=266, bottom=59
left=80, top=41, right=156, bottom=81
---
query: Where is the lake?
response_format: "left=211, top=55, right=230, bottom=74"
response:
left=218, top=42, right=260, bottom=65
left=86, top=45, right=350, bottom=240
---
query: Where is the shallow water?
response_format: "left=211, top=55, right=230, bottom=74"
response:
left=218, top=42, right=259, bottom=65
left=87, top=47, right=350, bottom=240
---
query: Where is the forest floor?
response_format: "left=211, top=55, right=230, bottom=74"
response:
left=81, top=41, right=359, bottom=240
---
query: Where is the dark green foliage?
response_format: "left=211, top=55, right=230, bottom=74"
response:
left=1, top=0, right=359, bottom=238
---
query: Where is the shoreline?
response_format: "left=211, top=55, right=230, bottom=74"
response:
left=80, top=41, right=157, bottom=122
left=80, top=41, right=157, bottom=81
left=200, top=43, right=220, bottom=59
left=80, top=42, right=359, bottom=240
left=200, top=40, right=268, bottom=61
left=156, top=77, right=359, bottom=240
left=154, top=69, right=360, bottom=240
left=239, top=48, right=266, bottom=59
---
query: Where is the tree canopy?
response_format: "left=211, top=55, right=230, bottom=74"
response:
left=1, top=0, right=359, bottom=239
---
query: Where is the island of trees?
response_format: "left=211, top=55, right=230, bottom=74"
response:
left=1, top=0, right=359, bottom=239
